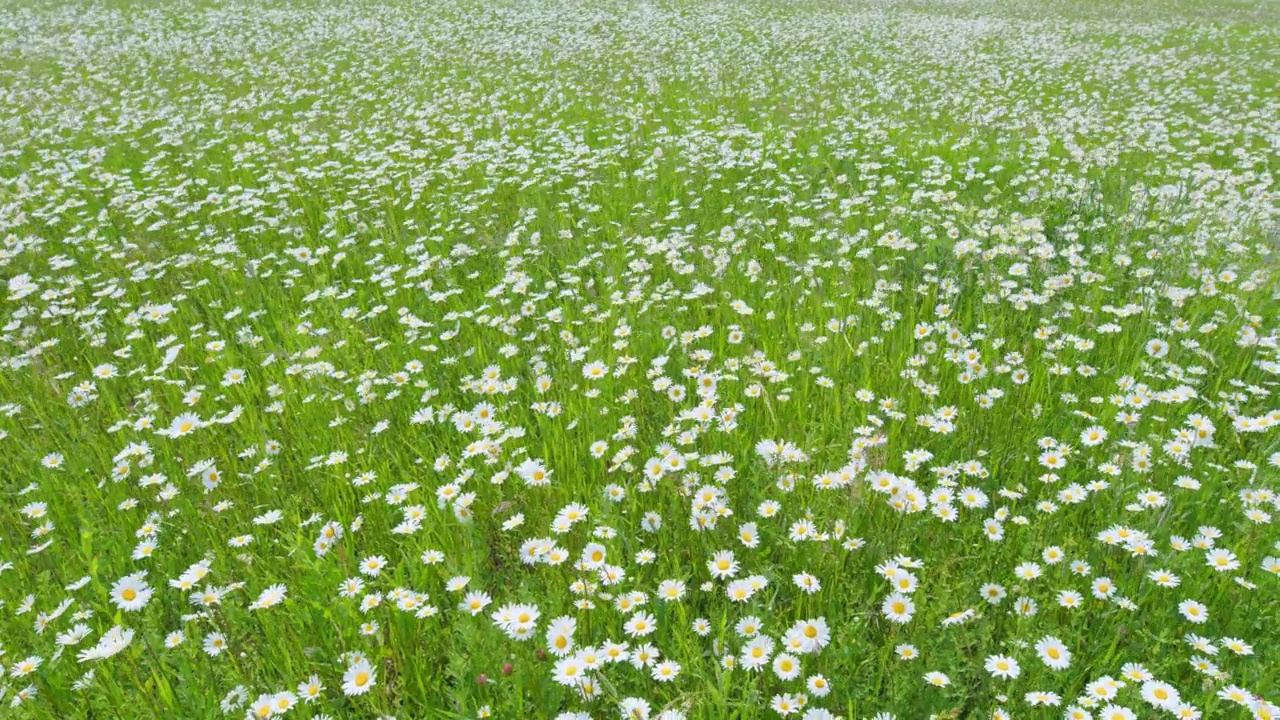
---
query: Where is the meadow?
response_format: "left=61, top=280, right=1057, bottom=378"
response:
left=0, top=0, right=1277, bottom=717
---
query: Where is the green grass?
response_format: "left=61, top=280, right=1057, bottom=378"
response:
left=0, top=0, right=1276, bottom=718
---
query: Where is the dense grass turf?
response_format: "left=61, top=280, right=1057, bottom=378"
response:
left=0, top=0, right=1276, bottom=717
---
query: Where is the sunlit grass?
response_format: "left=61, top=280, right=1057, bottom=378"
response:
left=0, top=0, right=1276, bottom=718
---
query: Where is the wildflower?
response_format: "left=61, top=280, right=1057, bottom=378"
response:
left=984, top=655, right=1020, bottom=679
left=1032, top=635, right=1070, bottom=670
left=342, top=659, right=377, bottom=695
left=110, top=574, right=153, bottom=611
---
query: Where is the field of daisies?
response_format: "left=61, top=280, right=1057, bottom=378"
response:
left=0, top=0, right=1277, bottom=718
